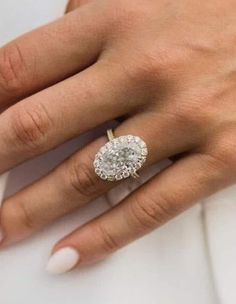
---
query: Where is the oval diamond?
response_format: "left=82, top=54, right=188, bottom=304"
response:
left=94, top=135, right=148, bottom=181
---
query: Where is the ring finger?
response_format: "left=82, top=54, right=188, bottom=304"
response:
left=0, top=111, right=196, bottom=246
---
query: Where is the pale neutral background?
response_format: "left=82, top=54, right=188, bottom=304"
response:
left=0, top=1, right=235, bottom=303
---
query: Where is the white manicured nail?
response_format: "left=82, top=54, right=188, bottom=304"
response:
left=46, top=247, right=80, bottom=275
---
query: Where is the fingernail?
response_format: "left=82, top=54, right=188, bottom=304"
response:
left=46, top=247, right=80, bottom=275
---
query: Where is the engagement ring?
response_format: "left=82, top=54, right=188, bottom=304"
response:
left=94, top=129, right=148, bottom=181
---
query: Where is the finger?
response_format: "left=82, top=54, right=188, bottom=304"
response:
left=0, top=4, right=106, bottom=106
left=0, top=61, right=135, bottom=173
left=45, top=152, right=231, bottom=273
left=0, top=112, right=194, bottom=246
left=113, top=110, right=198, bottom=164
left=0, top=137, right=111, bottom=245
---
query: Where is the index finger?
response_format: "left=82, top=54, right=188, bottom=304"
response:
left=0, top=4, right=106, bottom=106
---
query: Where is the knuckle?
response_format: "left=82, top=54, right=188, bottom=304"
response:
left=107, top=1, right=159, bottom=35
left=161, top=103, right=204, bottom=137
left=163, top=91, right=221, bottom=136
left=133, top=51, right=164, bottom=83
left=195, top=151, right=233, bottom=188
left=2, top=199, right=35, bottom=233
left=215, top=140, right=236, bottom=165
left=129, top=192, right=175, bottom=230
left=96, top=223, right=119, bottom=253
left=107, top=2, right=142, bottom=28
left=0, top=43, right=28, bottom=95
left=10, top=102, right=52, bottom=152
left=67, top=158, right=100, bottom=198
left=149, top=47, right=185, bottom=76
left=204, top=135, right=236, bottom=172
left=200, top=153, right=226, bottom=175
left=17, top=201, right=36, bottom=231
left=121, top=45, right=189, bottom=89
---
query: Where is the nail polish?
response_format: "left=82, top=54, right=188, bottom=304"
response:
left=46, top=247, right=80, bottom=275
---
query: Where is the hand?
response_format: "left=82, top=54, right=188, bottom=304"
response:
left=0, top=0, right=236, bottom=274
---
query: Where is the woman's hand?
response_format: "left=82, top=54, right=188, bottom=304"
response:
left=0, top=0, right=236, bottom=273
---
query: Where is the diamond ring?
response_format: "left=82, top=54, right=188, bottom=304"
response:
left=93, top=129, right=148, bottom=181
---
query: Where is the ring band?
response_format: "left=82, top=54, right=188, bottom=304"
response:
left=93, top=129, right=148, bottom=181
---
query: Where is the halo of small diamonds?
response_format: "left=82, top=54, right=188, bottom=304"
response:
left=94, top=135, right=148, bottom=181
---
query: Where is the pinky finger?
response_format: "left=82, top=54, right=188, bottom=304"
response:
left=46, top=152, right=231, bottom=274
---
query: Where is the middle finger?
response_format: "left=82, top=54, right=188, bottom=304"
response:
left=0, top=60, right=136, bottom=174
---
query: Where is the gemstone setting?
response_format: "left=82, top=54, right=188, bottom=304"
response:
left=94, top=135, right=148, bottom=181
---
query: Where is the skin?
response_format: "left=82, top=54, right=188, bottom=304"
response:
left=0, top=0, right=236, bottom=268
